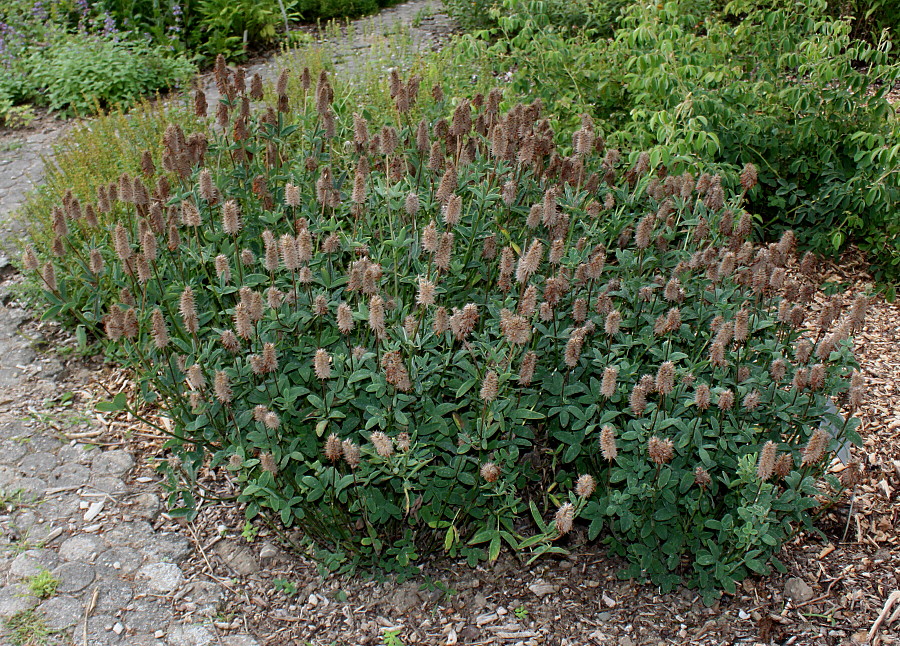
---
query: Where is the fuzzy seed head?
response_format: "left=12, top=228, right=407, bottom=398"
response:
left=694, top=466, right=711, bottom=488
left=285, top=183, right=301, bottom=207
left=417, top=277, right=436, bottom=307
left=516, top=239, right=543, bottom=284
left=718, top=388, right=734, bottom=411
left=342, top=440, right=360, bottom=469
left=480, top=462, right=501, bottom=483
left=179, top=287, right=199, bottom=334
left=370, top=431, right=394, bottom=458
left=151, top=308, right=169, bottom=349
left=655, top=361, right=675, bottom=396
left=630, top=383, right=647, bottom=416
left=325, top=434, right=343, bottom=462
left=802, top=428, right=830, bottom=466
left=600, top=425, right=618, bottom=461
left=314, top=348, right=332, bottom=380
left=518, top=351, right=538, bottom=386
left=480, top=370, right=499, bottom=402
left=555, top=502, right=575, bottom=535
left=648, top=436, right=674, bottom=465
left=600, top=366, right=618, bottom=399
left=757, top=441, right=777, bottom=481
left=576, top=474, right=596, bottom=498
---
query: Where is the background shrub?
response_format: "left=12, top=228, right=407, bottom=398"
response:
left=23, top=64, right=865, bottom=595
left=456, top=0, right=900, bottom=290
left=0, top=0, right=194, bottom=118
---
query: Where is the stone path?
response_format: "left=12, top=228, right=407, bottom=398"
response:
left=0, top=2, right=454, bottom=644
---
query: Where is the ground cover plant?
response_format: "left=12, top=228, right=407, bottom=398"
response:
left=0, top=0, right=195, bottom=120
left=452, top=0, right=900, bottom=289
left=21, top=59, right=868, bottom=597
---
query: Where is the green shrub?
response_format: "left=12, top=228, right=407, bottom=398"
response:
left=22, top=34, right=194, bottom=116
left=24, top=66, right=864, bottom=597
left=460, top=0, right=900, bottom=290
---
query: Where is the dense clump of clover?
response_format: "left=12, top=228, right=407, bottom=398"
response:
left=24, top=58, right=867, bottom=594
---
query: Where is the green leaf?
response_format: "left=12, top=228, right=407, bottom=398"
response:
left=96, top=392, right=128, bottom=413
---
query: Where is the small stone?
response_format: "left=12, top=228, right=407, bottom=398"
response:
left=602, top=592, right=616, bottom=608
left=113, top=622, right=124, bottom=635
left=738, top=608, right=750, bottom=619
left=619, top=637, right=635, bottom=646
left=83, top=523, right=103, bottom=532
left=259, top=542, right=279, bottom=564
left=155, top=630, right=165, bottom=638
left=91, top=449, right=135, bottom=477
left=784, top=577, right=814, bottom=604
left=83, top=500, right=104, bottom=522
left=597, top=612, right=612, bottom=621
left=137, top=562, right=184, bottom=593
left=527, top=582, right=559, bottom=597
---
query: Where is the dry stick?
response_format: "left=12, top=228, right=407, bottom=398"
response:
left=82, top=586, right=99, bottom=646
left=868, top=590, right=900, bottom=643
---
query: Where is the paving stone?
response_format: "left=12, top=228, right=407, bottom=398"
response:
left=0, top=582, right=39, bottom=618
left=96, top=546, right=144, bottom=575
left=0, top=464, right=18, bottom=488
left=92, top=578, right=134, bottom=614
left=138, top=562, right=184, bottom=593
left=38, top=594, right=83, bottom=630
left=57, top=443, right=96, bottom=464
left=26, top=435, right=63, bottom=453
left=167, top=623, right=215, bottom=646
left=143, top=533, right=192, bottom=564
left=130, top=492, right=162, bottom=520
left=91, top=450, right=135, bottom=477
left=48, top=463, right=91, bottom=488
left=54, top=562, right=96, bottom=593
left=8, top=548, right=58, bottom=581
left=125, top=598, right=174, bottom=632
left=215, top=542, right=259, bottom=576
left=104, top=521, right=155, bottom=548
left=19, top=451, right=59, bottom=476
left=59, top=533, right=104, bottom=562
left=84, top=613, right=124, bottom=645
left=89, top=475, right=127, bottom=495
left=222, top=636, right=260, bottom=646
left=14, top=476, right=47, bottom=500
left=0, top=440, right=28, bottom=464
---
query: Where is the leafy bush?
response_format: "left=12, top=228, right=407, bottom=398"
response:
left=458, top=0, right=900, bottom=289
left=0, top=1, right=194, bottom=118
left=23, top=34, right=194, bottom=115
left=23, top=65, right=865, bottom=596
